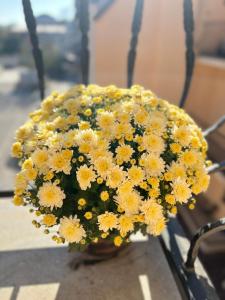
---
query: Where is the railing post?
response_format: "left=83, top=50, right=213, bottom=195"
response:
left=179, top=0, right=195, bottom=108
left=22, top=0, right=45, bottom=100
left=76, top=0, right=90, bottom=85
left=127, top=0, right=144, bottom=88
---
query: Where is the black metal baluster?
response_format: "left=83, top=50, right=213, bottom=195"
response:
left=203, top=115, right=225, bottom=175
left=179, top=0, right=195, bottom=108
left=185, top=218, right=225, bottom=272
left=0, top=191, right=14, bottom=198
left=160, top=218, right=220, bottom=299
left=207, top=161, right=225, bottom=174
left=76, top=0, right=90, bottom=85
left=127, top=0, right=144, bottom=88
left=203, top=114, right=225, bottom=137
left=22, top=0, right=45, bottom=99
left=0, top=0, right=45, bottom=198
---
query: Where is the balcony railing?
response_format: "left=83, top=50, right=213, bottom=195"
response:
left=0, top=0, right=224, bottom=298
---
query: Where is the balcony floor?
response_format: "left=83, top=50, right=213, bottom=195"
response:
left=0, top=199, right=181, bottom=300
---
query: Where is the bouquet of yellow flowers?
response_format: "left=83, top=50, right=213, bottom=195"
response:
left=11, top=84, right=210, bottom=249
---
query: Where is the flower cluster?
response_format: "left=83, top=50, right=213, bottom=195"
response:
left=12, top=84, right=210, bottom=248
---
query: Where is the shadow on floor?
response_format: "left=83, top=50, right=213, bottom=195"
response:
left=0, top=239, right=181, bottom=300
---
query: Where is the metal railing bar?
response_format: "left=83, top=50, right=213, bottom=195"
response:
left=185, top=218, right=225, bottom=272
left=22, top=0, right=45, bottom=100
left=93, top=0, right=115, bottom=20
left=76, top=0, right=90, bottom=85
left=159, top=236, right=191, bottom=300
left=159, top=217, right=218, bottom=300
left=0, top=190, right=14, bottom=198
left=203, top=114, right=225, bottom=137
left=207, top=160, right=225, bottom=174
left=179, top=0, right=195, bottom=108
left=127, top=0, right=144, bottom=88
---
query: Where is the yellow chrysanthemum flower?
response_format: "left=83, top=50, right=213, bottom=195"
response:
left=22, top=158, right=33, bottom=170
left=24, top=167, right=38, bottom=181
left=118, top=215, right=134, bottom=236
left=15, top=172, right=27, bottom=190
left=114, top=236, right=123, bottom=247
left=97, top=111, right=115, bottom=129
left=75, top=129, right=98, bottom=146
left=142, top=153, right=165, bottom=177
left=106, top=165, right=126, bottom=188
left=42, top=214, right=57, bottom=227
left=114, top=122, right=133, bottom=137
left=117, top=180, right=133, bottom=194
left=38, top=182, right=65, bottom=209
left=84, top=211, right=93, bottom=220
left=140, top=199, right=164, bottom=224
left=146, top=115, right=166, bottom=135
left=16, top=123, right=33, bottom=142
left=78, top=198, right=86, bottom=206
left=196, top=173, right=210, bottom=192
left=49, top=150, right=73, bottom=175
left=147, top=177, right=159, bottom=188
left=116, top=144, right=134, bottom=162
left=148, top=188, right=159, bottom=199
left=172, top=179, right=191, bottom=203
left=191, top=136, right=201, bottom=149
left=170, top=143, right=182, bottom=154
left=11, top=142, right=23, bottom=158
left=128, top=165, right=145, bottom=186
left=31, top=148, right=48, bottom=168
left=142, top=134, right=165, bottom=154
left=79, top=121, right=90, bottom=130
left=173, top=126, right=192, bottom=147
left=94, top=156, right=113, bottom=178
left=134, top=107, right=149, bottom=126
left=147, top=217, right=166, bottom=236
left=13, top=195, right=24, bottom=206
left=100, top=191, right=109, bottom=201
left=115, top=190, right=141, bottom=215
left=181, top=150, right=199, bottom=167
left=168, top=162, right=186, bottom=180
left=89, top=147, right=110, bottom=162
left=98, top=212, right=118, bottom=232
left=165, top=194, right=176, bottom=205
left=76, top=165, right=96, bottom=190
left=79, top=143, right=91, bottom=154
left=59, top=216, right=86, bottom=243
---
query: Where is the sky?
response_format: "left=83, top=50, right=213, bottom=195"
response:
left=0, top=0, right=74, bottom=26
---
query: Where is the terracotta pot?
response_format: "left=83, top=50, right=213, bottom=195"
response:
left=86, top=239, right=128, bottom=258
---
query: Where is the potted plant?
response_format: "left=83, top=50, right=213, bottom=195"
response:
left=11, top=84, right=210, bottom=258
